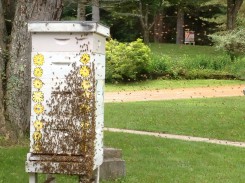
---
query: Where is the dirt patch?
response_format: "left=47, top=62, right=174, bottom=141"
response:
left=105, top=85, right=245, bottom=103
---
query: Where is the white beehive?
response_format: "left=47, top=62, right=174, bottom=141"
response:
left=26, top=22, right=109, bottom=177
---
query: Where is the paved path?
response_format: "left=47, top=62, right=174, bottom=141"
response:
left=105, top=85, right=245, bottom=103
left=105, top=128, right=245, bottom=148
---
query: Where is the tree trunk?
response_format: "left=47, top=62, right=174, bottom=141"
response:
left=143, top=29, right=150, bottom=44
left=227, top=0, right=243, bottom=30
left=2, top=0, right=16, bottom=35
left=0, top=0, right=8, bottom=139
left=5, top=0, right=63, bottom=138
left=154, top=13, right=163, bottom=43
left=92, top=0, right=100, bottom=22
left=176, top=6, right=184, bottom=44
left=2, top=0, right=16, bottom=22
left=139, top=2, right=154, bottom=44
left=77, top=0, right=88, bottom=21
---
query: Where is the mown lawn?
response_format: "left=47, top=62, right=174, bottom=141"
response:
left=105, top=79, right=244, bottom=92
left=0, top=145, right=77, bottom=182
left=105, top=96, right=245, bottom=142
left=103, top=132, right=245, bottom=183
left=2, top=132, right=244, bottom=183
left=149, top=43, right=223, bottom=59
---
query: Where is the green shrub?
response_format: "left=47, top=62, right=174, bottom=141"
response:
left=226, top=57, right=245, bottom=80
left=148, top=52, right=234, bottom=79
left=183, top=55, right=231, bottom=71
left=209, top=29, right=245, bottom=61
left=106, top=39, right=151, bottom=82
left=148, top=54, right=171, bottom=75
left=149, top=54, right=188, bottom=79
left=186, top=69, right=233, bottom=80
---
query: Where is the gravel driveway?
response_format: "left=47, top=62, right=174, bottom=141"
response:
left=105, top=85, right=245, bottom=103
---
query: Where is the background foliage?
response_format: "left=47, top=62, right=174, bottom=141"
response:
left=106, top=42, right=245, bottom=82
left=210, top=28, right=245, bottom=60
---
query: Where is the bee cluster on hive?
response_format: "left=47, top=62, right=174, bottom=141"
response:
left=26, top=22, right=109, bottom=183
left=30, top=52, right=97, bottom=181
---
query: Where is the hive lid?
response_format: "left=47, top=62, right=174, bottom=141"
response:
left=28, top=21, right=110, bottom=37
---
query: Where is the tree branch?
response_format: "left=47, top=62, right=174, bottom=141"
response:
left=115, top=12, right=142, bottom=17
left=149, top=21, right=155, bottom=30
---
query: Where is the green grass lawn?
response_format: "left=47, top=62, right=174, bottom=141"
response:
left=105, top=79, right=244, bottom=92
left=103, top=132, right=245, bottom=183
left=0, top=146, right=78, bottom=182
left=102, top=132, right=245, bottom=183
left=1, top=132, right=245, bottom=183
left=149, top=43, right=225, bottom=61
left=105, top=96, right=245, bottom=142
left=0, top=146, right=28, bottom=183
